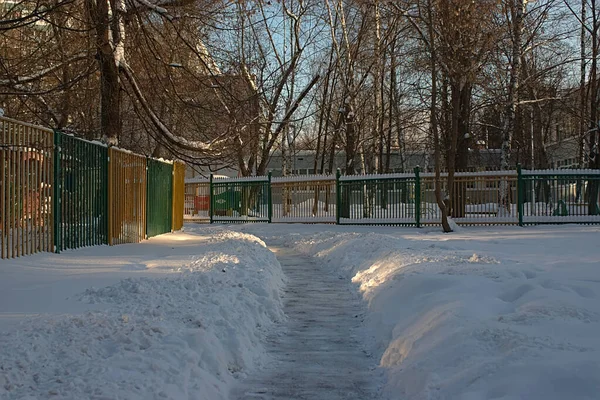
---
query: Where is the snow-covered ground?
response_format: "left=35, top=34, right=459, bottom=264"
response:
left=0, top=229, right=285, bottom=400
left=2, top=223, right=599, bottom=400
left=233, top=223, right=600, bottom=400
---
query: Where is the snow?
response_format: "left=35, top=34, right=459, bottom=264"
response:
left=232, top=223, right=600, bottom=400
left=0, top=229, right=285, bottom=400
left=2, top=222, right=600, bottom=400
left=213, top=176, right=268, bottom=183
left=185, top=177, right=210, bottom=184
left=420, top=171, right=518, bottom=177
left=272, top=174, right=335, bottom=183
left=523, top=169, right=600, bottom=176
left=340, top=172, right=414, bottom=181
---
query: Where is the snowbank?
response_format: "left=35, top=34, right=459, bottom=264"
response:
left=282, top=226, right=600, bottom=400
left=0, top=229, right=285, bottom=400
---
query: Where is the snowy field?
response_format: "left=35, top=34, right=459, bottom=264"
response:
left=233, top=223, right=600, bottom=400
left=1, top=223, right=600, bottom=399
left=0, top=229, right=285, bottom=400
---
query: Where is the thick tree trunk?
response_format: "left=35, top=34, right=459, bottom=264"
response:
left=500, top=0, right=523, bottom=215
left=88, top=0, right=121, bottom=144
left=426, top=0, right=451, bottom=232
left=588, top=0, right=600, bottom=215
left=452, top=82, right=471, bottom=218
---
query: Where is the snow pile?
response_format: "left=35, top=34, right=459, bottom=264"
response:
left=287, top=227, right=600, bottom=400
left=0, top=230, right=285, bottom=400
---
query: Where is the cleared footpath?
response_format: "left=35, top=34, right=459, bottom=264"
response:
left=233, top=246, right=381, bottom=400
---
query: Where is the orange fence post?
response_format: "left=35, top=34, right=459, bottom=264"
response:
left=172, top=161, right=185, bottom=231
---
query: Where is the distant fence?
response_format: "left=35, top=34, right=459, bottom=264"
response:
left=0, top=117, right=185, bottom=259
left=185, top=167, right=600, bottom=227
left=272, top=175, right=336, bottom=223
left=211, top=175, right=270, bottom=223
left=1, top=118, right=54, bottom=258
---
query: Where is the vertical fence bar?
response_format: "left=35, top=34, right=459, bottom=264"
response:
left=336, top=169, right=341, bottom=225
left=268, top=172, right=273, bottom=223
left=46, top=129, right=51, bottom=253
left=16, top=124, right=21, bottom=257
left=209, top=174, right=214, bottom=224
left=108, top=147, right=113, bottom=245
left=24, top=126, right=30, bottom=255
left=103, top=146, right=108, bottom=245
left=1, top=120, right=6, bottom=258
left=1, top=121, right=5, bottom=258
left=37, top=127, right=42, bottom=253
left=517, top=164, right=524, bottom=226
left=171, top=161, right=185, bottom=231
left=414, top=166, right=421, bottom=227
left=53, top=131, right=61, bottom=253
left=8, top=123, right=12, bottom=257
left=145, top=157, right=149, bottom=239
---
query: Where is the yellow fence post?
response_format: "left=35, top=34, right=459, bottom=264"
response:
left=171, top=161, right=185, bottom=231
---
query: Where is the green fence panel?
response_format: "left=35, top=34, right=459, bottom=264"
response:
left=146, top=158, right=173, bottom=238
left=520, top=169, right=600, bottom=225
left=338, top=173, right=418, bottom=225
left=54, top=131, right=109, bottom=252
left=210, top=177, right=270, bottom=223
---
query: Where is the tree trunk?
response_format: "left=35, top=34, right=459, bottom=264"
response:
left=589, top=0, right=600, bottom=215
left=426, top=0, right=451, bottom=232
left=88, top=0, right=121, bottom=144
left=500, top=0, right=523, bottom=215
left=452, top=82, right=472, bottom=218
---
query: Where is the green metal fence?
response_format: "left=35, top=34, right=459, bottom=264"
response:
left=419, top=171, right=519, bottom=226
left=210, top=176, right=271, bottom=223
left=1, top=117, right=185, bottom=259
left=146, top=158, right=173, bottom=238
left=271, top=175, right=336, bottom=223
left=520, top=169, right=600, bottom=225
left=54, top=131, right=109, bottom=252
left=185, top=166, right=600, bottom=227
left=337, top=170, right=420, bottom=225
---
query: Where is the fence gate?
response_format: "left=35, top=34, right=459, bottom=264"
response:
left=146, top=158, right=173, bottom=238
left=1, top=117, right=54, bottom=258
left=271, top=175, right=336, bottom=223
left=520, top=169, right=600, bottom=224
left=185, top=179, right=210, bottom=221
left=419, top=171, right=519, bottom=226
left=210, top=176, right=271, bottom=223
left=172, top=161, right=186, bottom=231
left=338, top=172, right=419, bottom=225
left=54, top=132, right=109, bottom=252
left=108, top=148, right=147, bottom=245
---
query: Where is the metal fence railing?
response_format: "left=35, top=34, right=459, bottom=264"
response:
left=146, top=158, right=173, bottom=238
left=211, top=176, right=270, bottom=223
left=0, top=116, right=186, bottom=259
left=338, top=172, right=419, bottom=225
left=172, top=161, right=186, bottom=231
left=520, top=169, right=600, bottom=224
left=184, top=178, right=210, bottom=221
left=271, top=175, right=336, bottom=223
left=420, top=171, right=519, bottom=225
left=185, top=167, right=600, bottom=227
left=1, top=117, right=54, bottom=258
left=108, top=148, right=147, bottom=245
left=54, top=132, right=109, bottom=252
